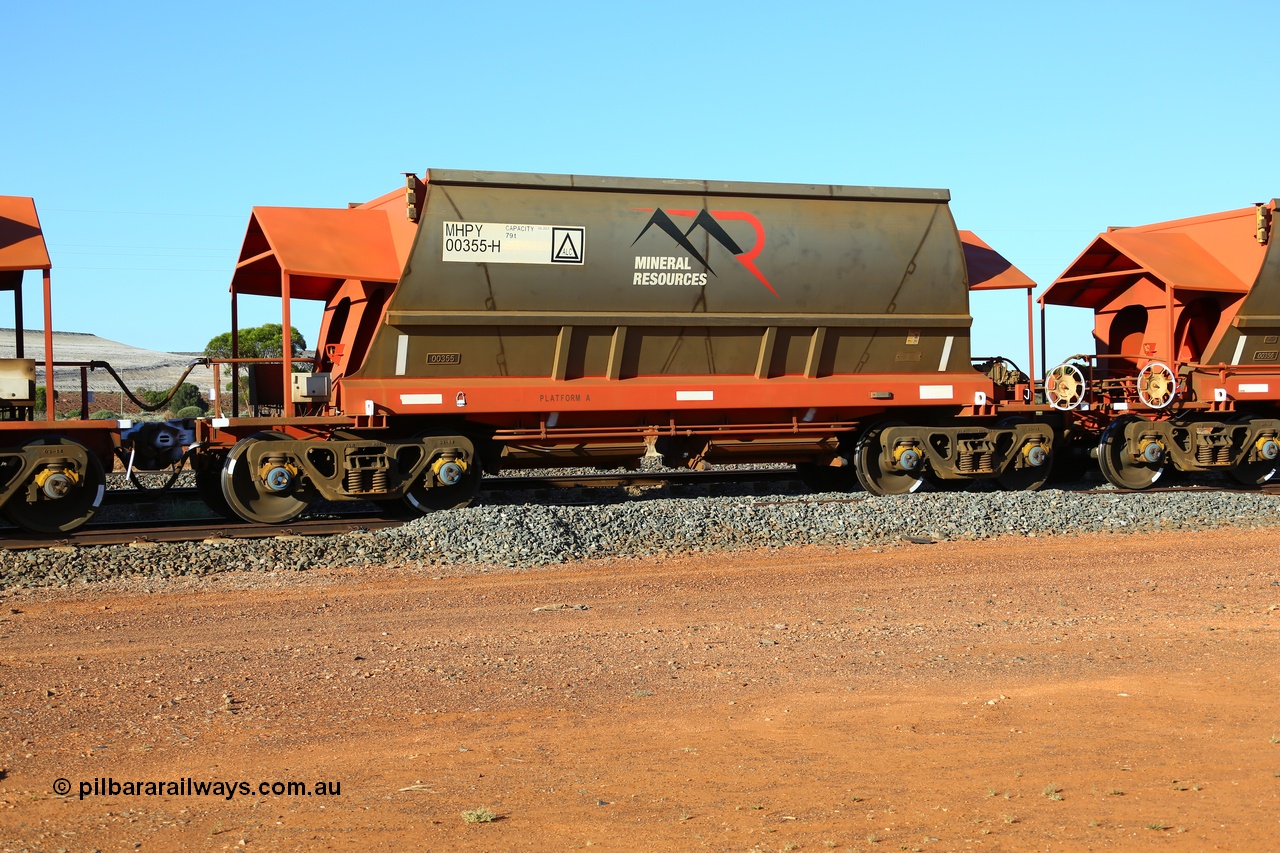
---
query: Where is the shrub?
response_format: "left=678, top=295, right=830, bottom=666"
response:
left=35, top=386, right=56, bottom=412
left=169, top=382, right=208, bottom=414
left=137, top=388, right=169, bottom=407
left=174, top=405, right=204, bottom=418
left=90, top=410, right=118, bottom=420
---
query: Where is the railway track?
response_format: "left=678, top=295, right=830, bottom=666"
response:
left=0, top=515, right=405, bottom=551
left=104, top=467, right=800, bottom=505
left=4, top=469, right=1277, bottom=552
left=2, top=468, right=803, bottom=551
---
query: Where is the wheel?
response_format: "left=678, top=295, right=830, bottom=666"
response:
left=853, top=421, right=924, bottom=496
left=220, top=432, right=313, bottom=524
left=1230, top=457, right=1278, bottom=487
left=1137, top=362, right=1177, bottom=409
left=995, top=417, right=1053, bottom=492
left=402, top=437, right=483, bottom=514
left=1228, top=417, right=1279, bottom=487
left=1097, top=416, right=1164, bottom=490
left=403, top=461, right=482, bottom=513
left=1, top=438, right=107, bottom=534
left=794, top=462, right=860, bottom=493
left=1045, top=363, right=1087, bottom=411
left=195, top=453, right=237, bottom=520
left=923, top=470, right=969, bottom=492
left=996, top=452, right=1053, bottom=491
left=373, top=498, right=418, bottom=520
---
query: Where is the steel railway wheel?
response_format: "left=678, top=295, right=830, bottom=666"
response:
left=220, top=432, right=313, bottom=524
left=403, top=460, right=482, bottom=513
left=1229, top=458, right=1277, bottom=487
left=794, top=462, right=861, bottom=493
left=994, top=417, right=1053, bottom=492
left=374, top=498, right=418, bottom=520
left=401, top=434, right=483, bottom=514
left=1097, top=416, right=1164, bottom=490
left=1228, top=416, right=1279, bottom=487
left=853, top=421, right=924, bottom=496
left=195, top=452, right=237, bottom=519
left=1, top=438, right=106, bottom=534
left=923, top=471, right=970, bottom=492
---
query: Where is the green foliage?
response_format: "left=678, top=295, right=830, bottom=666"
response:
left=205, top=324, right=307, bottom=360
left=90, top=410, right=117, bottom=420
left=35, top=386, right=56, bottom=411
left=170, top=382, right=207, bottom=413
left=206, top=325, right=309, bottom=406
left=135, top=382, right=207, bottom=414
left=174, top=405, right=204, bottom=418
left=137, top=388, right=168, bottom=407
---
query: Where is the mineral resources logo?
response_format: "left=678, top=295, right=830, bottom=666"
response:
left=631, top=208, right=776, bottom=295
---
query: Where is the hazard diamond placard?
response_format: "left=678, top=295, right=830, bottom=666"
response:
left=551, top=227, right=584, bottom=264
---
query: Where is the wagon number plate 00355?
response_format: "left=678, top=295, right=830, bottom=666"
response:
left=442, top=222, right=585, bottom=265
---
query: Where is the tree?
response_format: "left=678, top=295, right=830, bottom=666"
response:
left=204, top=324, right=309, bottom=411
left=204, top=324, right=307, bottom=360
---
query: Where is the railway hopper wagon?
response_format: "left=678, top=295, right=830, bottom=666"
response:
left=1041, top=200, right=1280, bottom=489
left=202, top=170, right=1048, bottom=524
left=0, top=196, right=124, bottom=534
left=2, top=195, right=208, bottom=534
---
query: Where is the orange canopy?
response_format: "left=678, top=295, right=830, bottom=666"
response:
left=0, top=196, right=51, bottom=272
left=1043, top=205, right=1266, bottom=308
left=959, top=231, right=1036, bottom=291
left=230, top=206, right=404, bottom=301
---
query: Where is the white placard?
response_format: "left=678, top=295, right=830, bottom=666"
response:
left=919, top=385, right=954, bottom=400
left=442, top=222, right=584, bottom=265
left=400, top=394, right=444, bottom=405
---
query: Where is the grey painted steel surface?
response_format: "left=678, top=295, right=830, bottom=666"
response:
left=1208, top=205, right=1280, bottom=366
left=350, top=170, right=976, bottom=384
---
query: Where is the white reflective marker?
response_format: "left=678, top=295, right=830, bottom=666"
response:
left=938, top=336, right=954, bottom=371
left=395, top=334, right=408, bottom=376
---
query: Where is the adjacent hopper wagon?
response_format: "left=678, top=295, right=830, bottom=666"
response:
left=1041, top=200, right=1280, bottom=489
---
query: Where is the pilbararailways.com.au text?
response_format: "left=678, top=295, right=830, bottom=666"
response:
left=56, top=776, right=342, bottom=801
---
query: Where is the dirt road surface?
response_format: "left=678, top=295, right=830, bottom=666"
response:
left=2, top=529, right=1279, bottom=851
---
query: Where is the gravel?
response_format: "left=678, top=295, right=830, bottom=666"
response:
left=4, top=484, right=1279, bottom=589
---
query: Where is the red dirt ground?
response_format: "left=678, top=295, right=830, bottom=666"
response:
left=2, top=528, right=1279, bottom=851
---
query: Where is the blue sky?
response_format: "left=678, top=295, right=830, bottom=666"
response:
left=4, top=1, right=1276, bottom=371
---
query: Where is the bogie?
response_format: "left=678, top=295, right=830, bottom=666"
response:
left=0, top=438, right=107, bottom=534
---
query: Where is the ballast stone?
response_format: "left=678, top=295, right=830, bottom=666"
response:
left=2, top=487, right=1279, bottom=588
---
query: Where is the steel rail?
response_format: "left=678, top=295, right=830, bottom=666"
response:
left=0, top=515, right=405, bottom=551
left=100, top=468, right=801, bottom=503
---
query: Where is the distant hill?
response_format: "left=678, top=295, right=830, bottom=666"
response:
left=0, top=329, right=218, bottom=400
